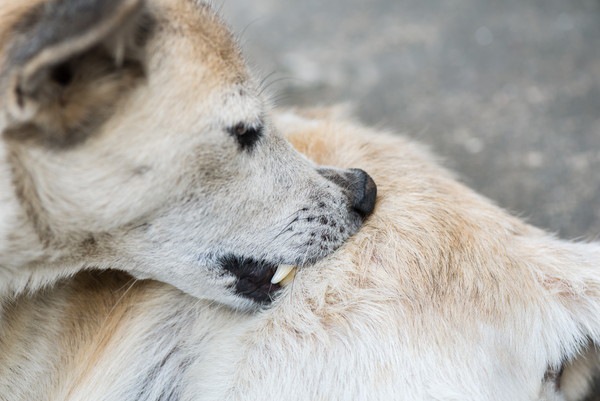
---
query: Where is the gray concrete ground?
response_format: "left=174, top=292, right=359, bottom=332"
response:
left=220, top=0, right=600, bottom=240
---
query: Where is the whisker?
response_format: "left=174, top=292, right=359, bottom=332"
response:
left=269, top=94, right=295, bottom=106
left=258, top=76, right=298, bottom=97
left=237, top=16, right=267, bottom=45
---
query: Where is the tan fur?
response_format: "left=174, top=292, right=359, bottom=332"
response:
left=1, top=109, right=599, bottom=400
left=0, top=1, right=43, bottom=58
left=1, top=1, right=599, bottom=400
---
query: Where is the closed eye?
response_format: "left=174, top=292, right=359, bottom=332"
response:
left=227, top=122, right=263, bottom=151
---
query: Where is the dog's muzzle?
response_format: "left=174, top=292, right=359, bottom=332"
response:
left=218, top=169, right=377, bottom=306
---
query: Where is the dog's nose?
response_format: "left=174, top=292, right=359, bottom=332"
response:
left=349, top=168, right=377, bottom=218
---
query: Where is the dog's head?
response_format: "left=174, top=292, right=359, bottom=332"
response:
left=0, top=0, right=376, bottom=310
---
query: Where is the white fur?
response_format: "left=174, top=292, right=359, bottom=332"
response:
left=0, top=0, right=372, bottom=311
left=1, top=1, right=599, bottom=399
left=188, top=112, right=600, bottom=401
left=2, top=110, right=598, bottom=401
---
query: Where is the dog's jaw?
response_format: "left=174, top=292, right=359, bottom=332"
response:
left=218, top=256, right=297, bottom=306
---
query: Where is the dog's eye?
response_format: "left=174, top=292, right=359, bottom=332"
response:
left=227, top=122, right=263, bottom=151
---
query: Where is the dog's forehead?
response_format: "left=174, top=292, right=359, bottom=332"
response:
left=142, top=0, right=262, bottom=126
left=147, top=0, right=248, bottom=85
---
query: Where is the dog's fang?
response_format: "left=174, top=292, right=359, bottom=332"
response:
left=271, top=265, right=296, bottom=284
left=279, top=268, right=296, bottom=286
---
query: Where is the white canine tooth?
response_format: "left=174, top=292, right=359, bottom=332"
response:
left=279, top=268, right=296, bottom=286
left=271, top=264, right=296, bottom=284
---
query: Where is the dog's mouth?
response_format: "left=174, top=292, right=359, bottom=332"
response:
left=219, top=255, right=297, bottom=304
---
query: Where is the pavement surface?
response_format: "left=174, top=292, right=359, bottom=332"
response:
left=220, top=0, right=600, bottom=240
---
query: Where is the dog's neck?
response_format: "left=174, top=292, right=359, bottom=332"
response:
left=0, top=142, right=76, bottom=299
left=0, top=226, right=75, bottom=303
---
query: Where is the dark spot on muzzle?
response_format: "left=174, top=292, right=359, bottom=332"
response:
left=218, top=254, right=281, bottom=304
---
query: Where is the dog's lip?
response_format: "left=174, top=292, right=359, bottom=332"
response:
left=218, top=255, right=297, bottom=303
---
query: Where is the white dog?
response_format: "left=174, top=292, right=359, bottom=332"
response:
left=2, top=108, right=599, bottom=401
left=2, top=1, right=599, bottom=400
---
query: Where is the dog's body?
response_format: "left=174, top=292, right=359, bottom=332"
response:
left=0, top=0, right=375, bottom=310
left=2, top=109, right=599, bottom=401
left=2, top=1, right=600, bottom=400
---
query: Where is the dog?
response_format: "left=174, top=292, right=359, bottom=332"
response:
left=2, top=108, right=599, bottom=401
left=2, top=1, right=600, bottom=400
left=0, top=0, right=376, bottom=311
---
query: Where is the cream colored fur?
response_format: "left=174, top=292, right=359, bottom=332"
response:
left=2, top=109, right=599, bottom=400
left=1, top=0, right=599, bottom=399
left=0, top=0, right=374, bottom=310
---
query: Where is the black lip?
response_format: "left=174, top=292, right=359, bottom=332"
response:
left=218, top=254, right=282, bottom=304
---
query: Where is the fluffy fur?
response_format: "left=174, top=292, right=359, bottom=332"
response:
left=2, top=109, right=599, bottom=401
left=2, top=0, right=599, bottom=399
left=0, top=0, right=375, bottom=310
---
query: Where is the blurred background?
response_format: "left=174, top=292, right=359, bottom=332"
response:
left=220, top=0, right=600, bottom=240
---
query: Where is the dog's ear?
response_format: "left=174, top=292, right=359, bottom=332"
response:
left=1, top=0, right=148, bottom=144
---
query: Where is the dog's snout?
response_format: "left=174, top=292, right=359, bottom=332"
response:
left=317, top=166, right=377, bottom=218
left=348, top=169, right=377, bottom=218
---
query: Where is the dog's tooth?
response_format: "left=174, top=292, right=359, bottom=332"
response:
left=271, top=264, right=296, bottom=284
left=279, top=268, right=296, bottom=286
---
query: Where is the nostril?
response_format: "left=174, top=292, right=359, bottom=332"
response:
left=349, top=168, right=377, bottom=218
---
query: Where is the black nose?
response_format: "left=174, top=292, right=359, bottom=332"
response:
left=349, top=168, right=377, bottom=218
